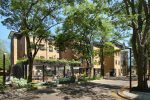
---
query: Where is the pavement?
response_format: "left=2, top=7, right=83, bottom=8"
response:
left=33, top=78, right=150, bottom=100
left=91, top=79, right=150, bottom=100
left=118, top=90, right=150, bottom=100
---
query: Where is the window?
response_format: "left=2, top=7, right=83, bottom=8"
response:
left=118, top=61, right=120, bottom=65
left=39, top=44, right=45, bottom=51
left=116, top=52, right=118, bottom=56
left=40, top=56, right=45, bottom=59
left=49, top=46, right=53, bottom=52
left=49, top=57, right=53, bottom=59
left=53, top=55, right=56, bottom=59
left=54, top=48, right=59, bottom=53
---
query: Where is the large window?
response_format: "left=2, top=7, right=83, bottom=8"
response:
left=40, top=56, right=45, bottom=59
left=49, top=46, right=53, bottom=52
left=49, top=57, right=53, bottom=59
left=39, top=44, right=45, bottom=51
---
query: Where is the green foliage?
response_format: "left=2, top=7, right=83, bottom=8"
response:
left=42, top=82, right=57, bottom=88
left=78, top=74, right=102, bottom=82
left=0, top=40, right=10, bottom=70
left=0, top=76, right=2, bottom=84
left=0, top=84, right=6, bottom=93
left=92, top=75, right=102, bottom=80
left=17, top=58, right=81, bottom=67
left=12, top=77, right=27, bottom=88
left=78, top=75, right=89, bottom=82
left=58, top=76, right=76, bottom=84
left=0, top=0, right=76, bottom=83
left=26, top=83, right=38, bottom=91
left=55, top=1, right=112, bottom=72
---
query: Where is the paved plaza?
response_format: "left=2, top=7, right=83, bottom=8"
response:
left=1, top=79, right=150, bottom=100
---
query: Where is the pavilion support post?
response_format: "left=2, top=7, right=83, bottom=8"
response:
left=63, top=66, right=66, bottom=77
left=42, top=65, right=45, bottom=82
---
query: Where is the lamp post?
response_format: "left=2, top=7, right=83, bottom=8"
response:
left=3, top=53, right=7, bottom=85
left=126, top=48, right=132, bottom=92
left=123, top=43, right=132, bottom=92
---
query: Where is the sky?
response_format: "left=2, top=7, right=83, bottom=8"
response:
left=0, top=18, right=11, bottom=52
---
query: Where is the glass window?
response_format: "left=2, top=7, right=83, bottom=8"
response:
left=49, top=46, right=53, bottom=52
left=49, top=57, right=53, bottom=59
left=118, top=61, right=120, bottom=65
left=40, top=56, right=44, bottom=59
left=39, top=44, right=45, bottom=51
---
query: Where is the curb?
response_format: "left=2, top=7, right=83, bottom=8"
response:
left=117, top=90, right=134, bottom=100
left=117, top=86, right=136, bottom=100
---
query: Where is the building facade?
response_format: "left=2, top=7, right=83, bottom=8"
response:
left=9, top=31, right=59, bottom=65
left=9, top=31, right=128, bottom=78
left=60, top=43, right=128, bottom=77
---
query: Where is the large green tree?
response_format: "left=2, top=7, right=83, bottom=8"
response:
left=0, top=40, right=10, bottom=70
left=109, top=0, right=150, bottom=89
left=0, top=0, right=73, bottom=83
left=56, top=0, right=118, bottom=77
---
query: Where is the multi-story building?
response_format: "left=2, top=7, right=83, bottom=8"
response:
left=9, top=31, right=128, bottom=78
left=9, top=31, right=59, bottom=65
left=60, top=43, right=128, bottom=77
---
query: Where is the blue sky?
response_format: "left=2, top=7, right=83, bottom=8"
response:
left=0, top=18, right=11, bottom=52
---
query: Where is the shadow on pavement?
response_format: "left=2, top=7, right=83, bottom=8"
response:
left=57, top=82, right=120, bottom=100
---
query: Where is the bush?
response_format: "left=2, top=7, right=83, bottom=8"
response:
left=26, top=83, right=38, bottom=91
left=59, top=76, right=76, bottom=84
left=0, top=76, right=2, bottom=84
left=42, top=82, right=57, bottom=87
left=12, top=77, right=27, bottom=88
left=92, top=74, right=102, bottom=80
left=78, top=74, right=102, bottom=82
left=0, top=84, right=5, bottom=93
left=78, top=76, right=89, bottom=82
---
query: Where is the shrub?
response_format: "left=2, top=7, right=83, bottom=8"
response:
left=92, top=75, right=102, bottom=80
left=59, top=76, right=76, bottom=84
left=26, top=83, right=38, bottom=91
left=42, top=82, right=57, bottom=87
left=0, top=84, right=5, bottom=93
left=0, top=76, right=2, bottom=84
left=78, top=76, right=89, bottom=82
left=12, top=77, right=27, bottom=88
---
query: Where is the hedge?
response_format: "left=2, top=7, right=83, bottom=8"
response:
left=17, top=58, right=81, bottom=67
left=58, top=76, right=76, bottom=84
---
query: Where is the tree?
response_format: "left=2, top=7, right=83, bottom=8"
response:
left=93, top=18, right=115, bottom=77
left=109, top=0, right=150, bottom=89
left=0, top=0, right=73, bottom=83
left=56, top=0, right=117, bottom=77
left=0, top=40, right=10, bottom=70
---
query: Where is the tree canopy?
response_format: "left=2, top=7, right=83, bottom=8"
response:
left=0, top=40, right=10, bottom=70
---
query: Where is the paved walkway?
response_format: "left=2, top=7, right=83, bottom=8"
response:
left=118, top=90, right=150, bottom=100
left=32, top=79, right=150, bottom=100
left=3, top=79, right=150, bottom=100
left=90, top=79, right=130, bottom=87
left=91, top=79, right=150, bottom=100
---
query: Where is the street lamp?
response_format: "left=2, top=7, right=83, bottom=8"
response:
left=3, top=53, right=7, bottom=85
left=127, top=48, right=132, bottom=92
left=123, top=43, right=132, bottom=92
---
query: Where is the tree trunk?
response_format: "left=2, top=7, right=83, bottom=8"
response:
left=100, top=46, right=104, bottom=77
left=27, top=59, right=33, bottom=83
left=149, top=60, right=150, bottom=80
left=63, top=66, right=66, bottom=77
left=89, top=48, right=94, bottom=78
left=148, top=51, right=150, bottom=80
left=136, top=46, right=148, bottom=89
left=71, top=66, right=74, bottom=76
